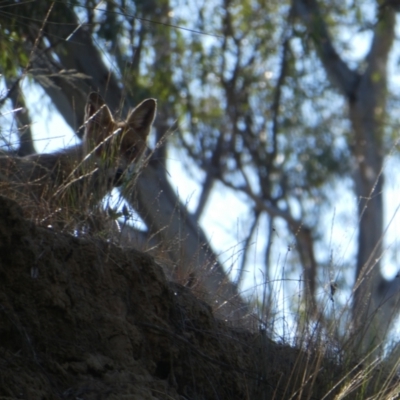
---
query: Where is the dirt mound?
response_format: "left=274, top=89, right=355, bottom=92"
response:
left=0, top=195, right=369, bottom=399
left=0, top=196, right=256, bottom=399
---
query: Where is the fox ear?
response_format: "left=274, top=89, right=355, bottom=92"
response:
left=126, top=99, right=157, bottom=139
left=85, top=92, right=113, bottom=128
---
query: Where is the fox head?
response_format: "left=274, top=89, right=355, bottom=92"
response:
left=83, top=92, right=157, bottom=186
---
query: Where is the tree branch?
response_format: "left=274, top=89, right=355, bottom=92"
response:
left=292, top=0, right=360, bottom=98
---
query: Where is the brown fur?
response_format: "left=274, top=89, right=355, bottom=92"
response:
left=0, top=93, right=157, bottom=226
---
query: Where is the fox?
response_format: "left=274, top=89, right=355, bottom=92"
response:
left=0, top=92, right=157, bottom=227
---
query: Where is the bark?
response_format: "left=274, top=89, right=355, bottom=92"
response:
left=293, top=0, right=398, bottom=354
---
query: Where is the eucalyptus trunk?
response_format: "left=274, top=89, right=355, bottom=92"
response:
left=294, top=0, right=398, bottom=354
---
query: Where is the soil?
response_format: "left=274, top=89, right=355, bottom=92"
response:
left=0, top=195, right=392, bottom=399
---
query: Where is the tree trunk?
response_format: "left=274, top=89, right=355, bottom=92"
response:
left=293, top=0, right=397, bottom=354
left=29, top=5, right=250, bottom=322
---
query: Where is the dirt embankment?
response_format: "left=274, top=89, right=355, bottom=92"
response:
left=0, top=195, right=359, bottom=399
left=0, top=196, right=258, bottom=399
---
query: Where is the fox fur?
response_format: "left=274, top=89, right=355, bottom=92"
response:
left=0, top=92, right=157, bottom=226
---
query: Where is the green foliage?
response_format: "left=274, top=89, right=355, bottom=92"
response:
left=0, top=1, right=80, bottom=78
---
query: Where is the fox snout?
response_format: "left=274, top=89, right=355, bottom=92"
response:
left=113, top=163, right=138, bottom=187
left=114, top=168, right=124, bottom=186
